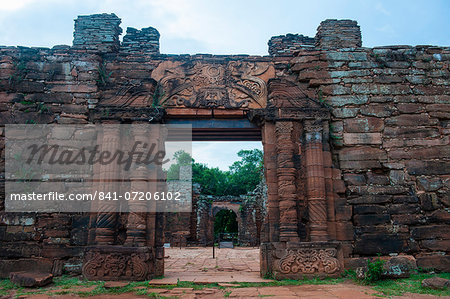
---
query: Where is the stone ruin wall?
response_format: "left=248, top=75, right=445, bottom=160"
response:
left=164, top=165, right=265, bottom=247
left=0, top=13, right=448, bottom=277
left=270, top=35, right=449, bottom=271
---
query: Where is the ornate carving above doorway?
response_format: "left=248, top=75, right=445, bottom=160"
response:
left=151, top=60, right=274, bottom=109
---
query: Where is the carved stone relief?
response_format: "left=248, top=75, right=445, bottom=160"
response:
left=151, top=60, right=274, bottom=109
left=82, top=247, right=153, bottom=281
left=276, top=248, right=340, bottom=275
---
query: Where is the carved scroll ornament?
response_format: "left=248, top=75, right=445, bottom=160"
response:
left=277, top=248, right=340, bottom=274
left=82, top=249, right=153, bottom=280
left=151, top=60, right=273, bottom=109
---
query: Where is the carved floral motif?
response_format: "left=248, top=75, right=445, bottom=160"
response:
left=151, top=60, right=272, bottom=109
left=277, top=248, right=340, bottom=274
left=82, top=249, right=152, bottom=280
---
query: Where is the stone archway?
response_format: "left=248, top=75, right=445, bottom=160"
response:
left=83, top=56, right=345, bottom=280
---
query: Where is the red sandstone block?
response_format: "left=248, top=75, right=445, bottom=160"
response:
left=213, top=109, right=244, bottom=118
left=292, top=56, right=319, bottom=64
left=332, top=169, right=342, bottom=180
left=335, top=205, right=352, bottom=221
left=383, top=136, right=449, bottom=148
left=397, top=103, right=424, bottom=113
left=414, top=85, right=448, bottom=95
left=421, top=239, right=450, bottom=251
left=333, top=180, right=347, bottom=193
left=343, top=133, right=382, bottom=145
left=335, top=222, right=353, bottom=241
left=416, top=255, right=450, bottom=272
left=320, top=84, right=351, bottom=96
left=195, top=109, right=213, bottom=117
left=292, top=61, right=328, bottom=72
left=360, top=104, right=395, bottom=117
left=366, top=172, right=389, bottom=185
left=429, top=111, right=450, bottom=119
left=0, top=92, right=18, bottom=103
left=354, top=214, right=390, bottom=226
left=428, top=210, right=450, bottom=223
left=344, top=117, right=384, bottom=133
left=389, top=146, right=449, bottom=160
left=10, top=272, right=53, bottom=287
left=340, top=160, right=381, bottom=170
left=411, top=225, right=450, bottom=240
left=309, top=78, right=340, bottom=86
left=297, top=70, right=329, bottom=81
left=166, top=108, right=210, bottom=117
left=385, top=113, right=437, bottom=126
left=384, top=127, right=440, bottom=139
left=348, top=185, right=408, bottom=195
left=50, top=84, right=97, bottom=93
left=44, top=230, right=70, bottom=238
left=343, top=173, right=366, bottom=185
left=426, top=104, right=450, bottom=112
left=338, top=146, right=387, bottom=161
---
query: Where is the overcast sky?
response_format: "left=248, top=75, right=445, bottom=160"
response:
left=1, top=0, right=448, bottom=169
left=0, top=0, right=449, bottom=55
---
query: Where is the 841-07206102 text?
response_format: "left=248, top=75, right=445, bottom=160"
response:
left=9, top=191, right=182, bottom=201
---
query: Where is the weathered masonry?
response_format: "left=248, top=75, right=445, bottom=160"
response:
left=0, top=13, right=449, bottom=279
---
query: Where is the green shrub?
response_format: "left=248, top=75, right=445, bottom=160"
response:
left=364, top=257, right=385, bottom=283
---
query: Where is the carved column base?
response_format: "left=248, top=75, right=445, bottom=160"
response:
left=261, top=242, right=343, bottom=279
left=82, top=246, right=162, bottom=281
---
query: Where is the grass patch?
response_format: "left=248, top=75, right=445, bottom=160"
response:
left=368, top=273, right=450, bottom=297
left=53, top=275, right=100, bottom=288
left=0, top=279, right=20, bottom=296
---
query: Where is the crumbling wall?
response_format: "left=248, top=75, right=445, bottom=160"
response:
left=276, top=19, right=449, bottom=271
left=0, top=15, right=448, bottom=276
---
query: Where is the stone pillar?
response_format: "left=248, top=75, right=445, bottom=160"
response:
left=261, top=123, right=279, bottom=243
left=73, top=13, right=122, bottom=53
left=315, top=19, right=362, bottom=49
left=322, top=122, right=337, bottom=240
left=124, top=123, right=150, bottom=246
left=304, top=120, right=328, bottom=242
left=94, top=125, right=121, bottom=245
left=153, top=125, right=167, bottom=277
left=121, top=27, right=160, bottom=54
left=275, top=121, right=299, bottom=242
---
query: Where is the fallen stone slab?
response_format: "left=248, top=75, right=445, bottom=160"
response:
left=421, top=277, right=450, bottom=290
left=9, top=272, right=53, bottom=287
left=382, top=255, right=417, bottom=278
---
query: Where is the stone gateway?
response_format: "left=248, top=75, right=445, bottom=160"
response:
left=0, top=13, right=449, bottom=280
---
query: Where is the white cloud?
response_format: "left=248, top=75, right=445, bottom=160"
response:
left=375, top=2, right=391, bottom=16
left=0, top=0, right=448, bottom=53
left=0, top=0, right=37, bottom=11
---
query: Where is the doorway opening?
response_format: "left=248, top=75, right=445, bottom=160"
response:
left=162, top=119, right=267, bottom=282
left=214, top=209, right=238, bottom=246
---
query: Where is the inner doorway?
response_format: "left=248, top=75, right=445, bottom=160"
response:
left=160, top=119, right=267, bottom=283
left=214, top=209, right=238, bottom=247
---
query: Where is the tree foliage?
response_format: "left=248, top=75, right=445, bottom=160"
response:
left=166, top=149, right=263, bottom=196
left=166, top=150, right=193, bottom=180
